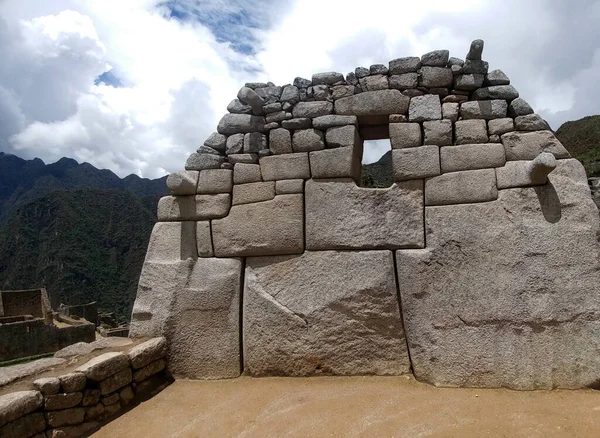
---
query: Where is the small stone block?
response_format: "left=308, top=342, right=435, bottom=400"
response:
left=392, top=145, right=441, bottom=181
left=275, top=179, right=304, bottom=195
left=260, top=153, right=311, bottom=181
left=425, top=168, right=498, bottom=205
left=389, top=123, right=422, bottom=149
left=197, top=169, right=232, bottom=194
left=232, top=182, right=276, bottom=205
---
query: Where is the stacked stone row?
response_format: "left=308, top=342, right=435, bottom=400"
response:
left=0, top=338, right=167, bottom=438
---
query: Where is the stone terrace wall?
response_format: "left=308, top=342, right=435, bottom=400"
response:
left=130, top=40, right=600, bottom=390
left=0, top=338, right=168, bottom=438
left=0, top=289, right=51, bottom=319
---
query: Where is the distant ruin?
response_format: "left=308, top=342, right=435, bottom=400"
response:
left=130, top=40, right=600, bottom=390
left=0, top=289, right=95, bottom=361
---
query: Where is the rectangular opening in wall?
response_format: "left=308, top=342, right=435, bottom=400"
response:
left=359, top=124, right=393, bottom=188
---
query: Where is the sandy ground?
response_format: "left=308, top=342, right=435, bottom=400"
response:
left=93, top=376, right=600, bottom=438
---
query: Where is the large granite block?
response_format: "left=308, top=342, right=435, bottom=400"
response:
left=397, top=159, right=600, bottom=389
left=305, top=179, right=424, bottom=250
left=501, top=131, right=571, bottom=160
left=392, top=146, right=440, bottom=181
left=166, top=258, right=243, bottom=379
left=259, top=153, right=311, bottom=181
left=212, top=194, right=304, bottom=256
left=425, top=169, right=498, bottom=205
left=309, top=144, right=362, bottom=180
left=440, top=143, right=506, bottom=173
left=244, top=251, right=411, bottom=376
left=335, top=90, right=410, bottom=118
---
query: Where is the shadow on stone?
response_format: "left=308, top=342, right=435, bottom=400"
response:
left=534, top=183, right=561, bottom=223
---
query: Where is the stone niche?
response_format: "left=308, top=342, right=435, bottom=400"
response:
left=130, top=40, right=600, bottom=390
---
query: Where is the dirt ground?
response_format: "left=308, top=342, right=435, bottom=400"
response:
left=93, top=375, right=600, bottom=438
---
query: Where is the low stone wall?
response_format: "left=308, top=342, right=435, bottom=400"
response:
left=0, top=337, right=168, bottom=438
left=0, top=318, right=96, bottom=362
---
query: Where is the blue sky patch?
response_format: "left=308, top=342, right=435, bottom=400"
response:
left=94, top=70, right=122, bottom=87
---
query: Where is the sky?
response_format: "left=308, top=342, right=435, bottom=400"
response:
left=0, top=0, right=599, bottom=178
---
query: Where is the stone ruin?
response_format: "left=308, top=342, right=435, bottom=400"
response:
left=130, top=40, right=600, bottom=390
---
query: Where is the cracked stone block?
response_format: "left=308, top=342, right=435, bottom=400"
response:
left=243, top=250, right=411, bottom=376
left=167, top=257, right=243, bottom=379
left=501, top=131, right=570, bottom=161
left=425, top=168, right=498, bottom=206
left=305, top=179, right=424, bottom=250
left=398, top=160, right=600, bottom=389
left=440, top=143, right=506, bottom=173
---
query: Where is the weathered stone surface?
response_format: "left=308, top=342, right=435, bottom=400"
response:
left=389, top=123, right=421, bottom=149
left=425, top=168, right=498, bottom=205
left=203, top=132, right=227, bottom=153
left=254, top=86, right=282, bottom=103
left=185, top=153, right=225, bottom=171
left=217, top=114, right=264, bottom=135
left=232, top=181, right=275, bottom=205
left=473, top=85, right=519, bottom=101
left=408, top=95, right=441, bottom=121
left=263, top=102, right=282, bottom=114
left=281, top=118, right=311, bottom=130
left=268, top=128, right=292, bottom=155
left=133, top=359, right=166, bottom=383
left=233, top=163, right=262, bottom=184
left=46, top=408, right=85, bottom=428
left=144, top=221, right=196, bottom=262
left=280, top=85, right=299, bottom=104
left=402, top=88, right=424, bottom=97
left=359, top=74, right=389, bottom=91
left=237, top=86, right=265, bottom=114
left=292, top=101, right=333, bottom=118
left=309, top=145, right=361, bottom=180
left=335, top=90, right=410, bottom=117
left=399, top=159, right=600, bottom=389
left=312, top=72, right=344, bottom=85
left=75, top=352, right=129, bottom=382
left=331, top=85, right=355, bottom=100
left=488, top=118, right=514, bottom=135
left=244, top=251, right=411, bottom=376
left=389, top=57, right=421, bottom=74
left=225, top=133, right=244, bottom=155
left=501, top=131, right=570, bottom=160
left=212, top=194, right=304, bottom=257
left=392, top=146, right=441, bottom=181
left=292, top=129, right=325, bottom=152
left=370, top=64, right=388, bottom=74
left=166, top=257, right=242, bottom=379
left=33, top=377, right=60, bottom=396
left=325, top=125, right=359, bottom=149
left=99, top=368, right=132, bottom=395
left=48, top=421, right=98, bottom=438
left=227, top=98, right=253, bottom=115
left=496, top=153, right=557, bottom=189
left=275, top=179, right=304, bottom=194
left=421, top=50, right=449, bottom=67
left=454, top=74, right=484, bottom=90
left=196, top=221, right=213, bottom=257
left=462, top=59, right=489, bottom=74
left=130, top=260, right=195, bottom=337
left=455, top=119, right=488, bottom=144
left=59, top=373, right=86, bottom=393
left=265, top=111, right=289, bottom=124
left=515, top=114, right=549, bottom=131
left=45, top=392, right=83, bottom=410
left=82, top=389, right=100, bottom=407
left=0, top=359, right=66, bottom=388
left=0, top=412, right=45, bottom=438
left=120, top=386, right=135, bottom=405
left=305, top=180, right=424, bottom=249
left=259, top=153, right=310, bottom=181
left=508, top=97, right=534, bottom=117
left=442, top=102, right=459, bottom=122
left=228, top=153, right=258, bottom=165
left=389, top=73, right=418, bottom=90
left=486, top=69, right=510, bottom=85
left=157, top=194, right=230, bottom=221
left=0, top=391, right=42, bottom=426
left=167, top=171, right=198, bottom=195
left=441, top=143, right=506, bottom=173
left=196, top=144, right=221, bottom=156
left=389, top=114, right=408, bottom=123
left=460, top=100, right=507, bottom=120
left=423, top=120, right=452, bottom=146
left=197, top=169, right=232, bottom=194
left=419, top=67, right=453, bottom=88
left=312, top=115, right=357, bottom=130
left=466, top=39, right=484, bottom=60
left=243, top=132, right=267, bottom=154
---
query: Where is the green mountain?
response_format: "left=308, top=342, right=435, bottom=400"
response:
left=555, top=115, right=600, bottom=177
left=0, top=189, right=157, bottom=321
left=361, top=151, right=393, bottom=188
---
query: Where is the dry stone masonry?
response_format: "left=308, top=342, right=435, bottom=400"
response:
left=131, top=40, right=600, bottom=390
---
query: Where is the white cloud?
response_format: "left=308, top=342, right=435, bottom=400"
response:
left=0, top=0, right=599, bottom=177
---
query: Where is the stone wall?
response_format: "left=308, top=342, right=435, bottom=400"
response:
left=130, top=40, right=600, bottom=389
left=0, top=289, right=52, bottom=319
left=0, top=338, right=168, bottom=438
left=0, top=318, right=96, bottom=362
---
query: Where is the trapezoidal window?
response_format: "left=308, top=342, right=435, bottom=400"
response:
left=359, top=124, right=393, bottom=188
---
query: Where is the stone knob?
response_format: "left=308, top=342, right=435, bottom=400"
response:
left=530, top=152, right=557, bottom=184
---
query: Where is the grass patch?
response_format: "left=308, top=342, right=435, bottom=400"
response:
left=0, top=352, right=55, bottom=368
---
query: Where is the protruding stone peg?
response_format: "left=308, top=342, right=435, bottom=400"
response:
left=466, top=39, right=484, bottom=61
left=237, top=86, right=264, bottom=115
left=530, top=152, right=557, bottom=184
